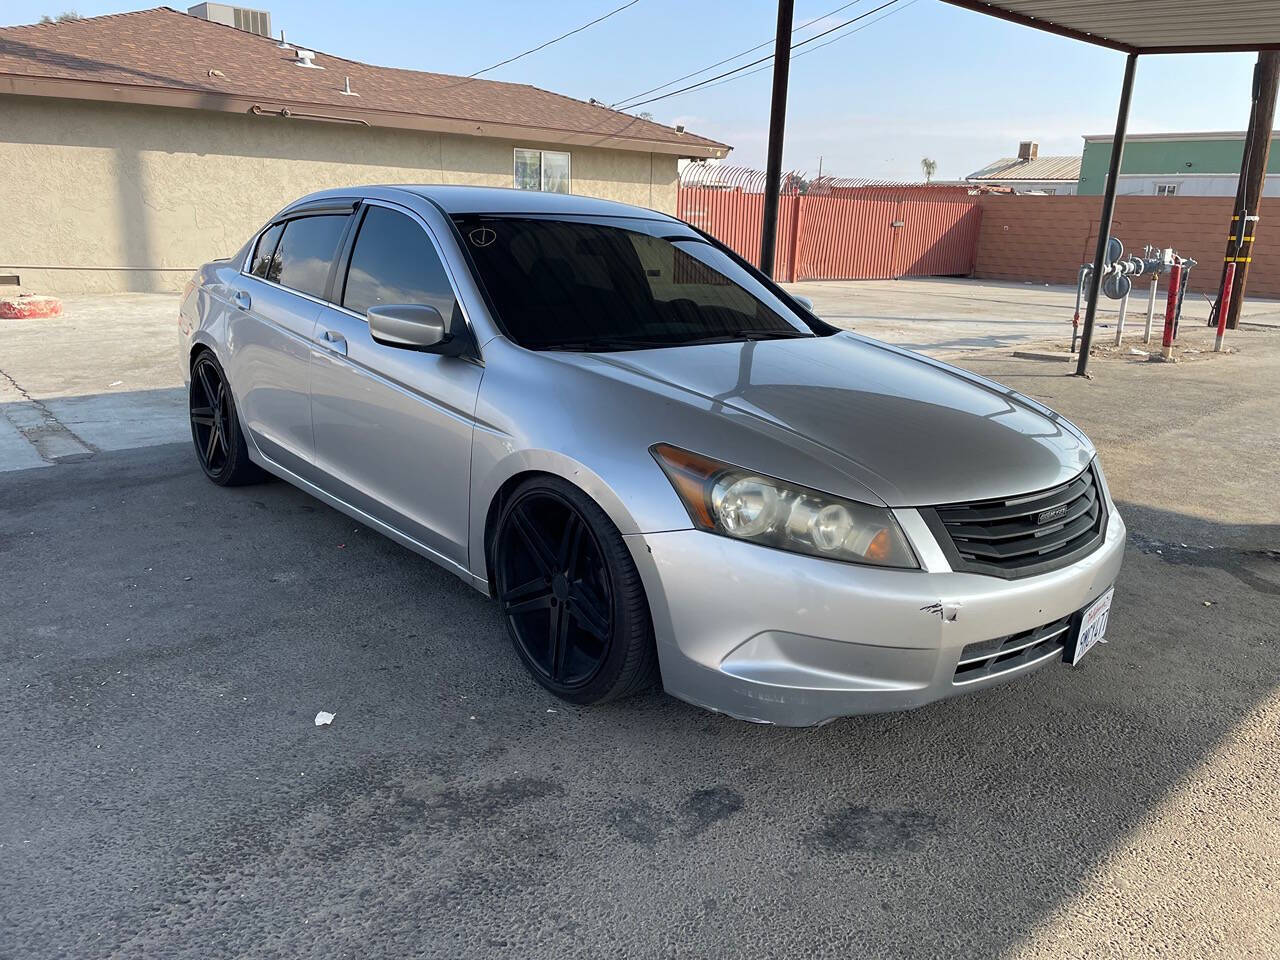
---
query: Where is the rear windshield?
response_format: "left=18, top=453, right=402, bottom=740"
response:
left=453, top=216, right=815, bottom=351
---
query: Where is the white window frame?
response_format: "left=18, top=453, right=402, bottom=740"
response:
left=514, top=148, right=571, bottom=193
left=1155, top=183, right=1178, bottom=196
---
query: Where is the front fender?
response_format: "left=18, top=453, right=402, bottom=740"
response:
left=467, top=434, right=689, bottom=587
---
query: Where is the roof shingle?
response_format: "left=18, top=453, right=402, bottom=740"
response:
left=0, top=7, right=729, bottom=157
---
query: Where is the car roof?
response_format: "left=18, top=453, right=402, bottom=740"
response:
left=289, top=184, right=681, bottom=221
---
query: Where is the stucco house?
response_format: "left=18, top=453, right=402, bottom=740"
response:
left=0, top=7, right=729, bottom=293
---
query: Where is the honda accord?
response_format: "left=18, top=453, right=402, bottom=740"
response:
left=178, top=186, right=1123, bottom=725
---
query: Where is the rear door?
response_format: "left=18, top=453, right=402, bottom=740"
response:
left=308, top=201, right=483, bottom=570
left=228, top=207, right=353, bottom=478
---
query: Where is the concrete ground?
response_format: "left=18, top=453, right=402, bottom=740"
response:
left=2, top=280, right=1278, bottom=958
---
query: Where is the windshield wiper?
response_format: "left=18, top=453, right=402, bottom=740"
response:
left=535, top=336, right=680, bottom=352
left=679, top=330, right=808, bottom=346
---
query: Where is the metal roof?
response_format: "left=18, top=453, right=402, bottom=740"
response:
left=966, top=155, right=1081, bottom=182
left=940, top=1, right=1280, bottom=53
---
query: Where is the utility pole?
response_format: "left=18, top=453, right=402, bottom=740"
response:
left=1219, top=50, right=1279, bottom=330
left=759, top=0, right=795, bottom=278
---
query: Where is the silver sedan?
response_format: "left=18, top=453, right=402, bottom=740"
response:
left=178, top=185, right=1123, bottom=726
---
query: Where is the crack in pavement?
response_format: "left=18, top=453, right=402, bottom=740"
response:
left=0, top=363, right=97, bottom=464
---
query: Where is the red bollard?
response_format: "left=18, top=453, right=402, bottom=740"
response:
left=1160, top=262, right=1182, bottom=360
left=1214, top=262, right=1236, bottom=352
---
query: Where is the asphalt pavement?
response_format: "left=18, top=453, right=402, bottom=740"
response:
left=2, top=282, right=1278, bottom=958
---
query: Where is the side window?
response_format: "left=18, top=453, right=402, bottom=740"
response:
left=341, top=206, right=459, bottom=322
left=273, top=215, right=349, bottom=299
left=249, top=223, right=285, bottom=281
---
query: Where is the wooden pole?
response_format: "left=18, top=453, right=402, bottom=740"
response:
left=1225, top=51, right=1279, bottom=330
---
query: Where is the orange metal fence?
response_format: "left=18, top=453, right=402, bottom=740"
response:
left=676, top=170, right=982, bottom=283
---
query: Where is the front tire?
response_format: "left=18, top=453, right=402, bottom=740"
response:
left=189, top=351, right=264, bottom=487
left=494, top=477, right=659, bottom=705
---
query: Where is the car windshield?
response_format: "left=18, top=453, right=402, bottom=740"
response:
left=453, top=215, right=817, bottom=351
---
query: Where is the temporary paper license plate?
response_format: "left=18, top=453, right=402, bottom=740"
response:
left=1071, top=587, right=1114, bottom=665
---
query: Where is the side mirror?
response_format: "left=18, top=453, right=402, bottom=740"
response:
left=792, top=294, right=815, bottom=314
left=368, top=304, right=454, bottom=353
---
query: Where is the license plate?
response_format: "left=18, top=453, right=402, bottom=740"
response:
left=1071, top=587, right=1114, bottom=665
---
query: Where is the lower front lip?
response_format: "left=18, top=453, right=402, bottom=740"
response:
left=624, top=507, right=1126, bottom=726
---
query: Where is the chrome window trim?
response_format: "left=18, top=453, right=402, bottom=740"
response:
left=237, top=194, right=486, bottom=363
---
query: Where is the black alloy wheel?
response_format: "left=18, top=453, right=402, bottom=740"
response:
left=188, top=351, right=263, bottom=486
left=494, top=477, right=658, bottom=704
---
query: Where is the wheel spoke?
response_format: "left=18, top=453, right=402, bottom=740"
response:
left=205, top=423, right=221, bottom=464
left=557, top=513, right=585, bottom=578
left=501, top=576, right=550, bottom=604
left=196, top=363, right=217, bottom=405
left=548, top=600, right=572, bottom=681
left=511, top=505, right=557, bottom=576
left=567, top=586, right=609, bottom=639
left=505, top=592, right=553, bottom=617
left=190, top=413, right=215, bottom=426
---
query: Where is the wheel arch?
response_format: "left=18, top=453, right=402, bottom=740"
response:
left=476, top=451, right=647, bottom=598
left=187, top=334, right=221, bottom=375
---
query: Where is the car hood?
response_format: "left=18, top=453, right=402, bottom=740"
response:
left=580, top=332, right=1094, bottom=507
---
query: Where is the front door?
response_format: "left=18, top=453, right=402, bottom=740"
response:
left=309, top=203, right=483, bottom=570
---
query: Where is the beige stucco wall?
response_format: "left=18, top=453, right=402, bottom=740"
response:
left=0, top=95, right=681, bottom=294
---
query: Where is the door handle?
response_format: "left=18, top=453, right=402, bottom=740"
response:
left=319, top=330, right=348, bottom=357
left=232, top=289, right=252, bottom=311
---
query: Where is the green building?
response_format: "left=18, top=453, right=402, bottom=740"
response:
left=1079, top=130, right=1280, bottom=197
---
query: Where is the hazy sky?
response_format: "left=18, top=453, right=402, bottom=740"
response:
left=4, top=0, right=1261, bottom=180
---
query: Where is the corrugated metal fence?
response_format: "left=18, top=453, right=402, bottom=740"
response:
left=677, top=167, right=983, bottom=283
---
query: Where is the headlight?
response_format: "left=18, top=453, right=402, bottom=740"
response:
left=651, top=444, right=917, bottom=568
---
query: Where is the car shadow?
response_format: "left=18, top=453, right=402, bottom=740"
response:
left=3, top=444, right=1277, bottom=958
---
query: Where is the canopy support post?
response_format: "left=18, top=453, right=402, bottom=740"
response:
left=1223, top=51, right=1279, bottom=330
left=759, top=0, right=795, bottom=278
left=1076, top=51, right=1138, bottom=377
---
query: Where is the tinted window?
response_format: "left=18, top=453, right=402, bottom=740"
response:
left=342, top=206, right=458, bottom=322
left=249, top=222, right=284, bottom=281
left=453, top=216, right=812, bottom=351
left=274, top=215, right=349, bottom=299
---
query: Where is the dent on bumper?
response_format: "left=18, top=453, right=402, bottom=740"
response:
left=626, top=509, right=1125, bottom=726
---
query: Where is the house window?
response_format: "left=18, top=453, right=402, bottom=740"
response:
left=514, top=148, right=571, bottom=194
left=1155, top=183, right=1178, bottom=196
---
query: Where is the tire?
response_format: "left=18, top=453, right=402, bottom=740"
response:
left=493, top=476, right=659, bottom=705
left=188, top=350, right=265, bottom=487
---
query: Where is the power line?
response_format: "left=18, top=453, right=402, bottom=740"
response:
left=613, top=0, right=901, bottom=112
left=608, top=0, right=866, bottom=108
left=469, top=0, right=642, bottom=78
left=688, top=0, right=922, bottom=98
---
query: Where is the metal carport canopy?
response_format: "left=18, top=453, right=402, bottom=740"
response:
left=927, top=0, right=1280, bottom=377
left=938, top=0, right=1280, bottom=53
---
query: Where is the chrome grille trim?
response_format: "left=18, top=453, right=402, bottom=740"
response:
left=953, top=614, right=1074, bottom=684
left=922, top=464, right=1107, bottom=579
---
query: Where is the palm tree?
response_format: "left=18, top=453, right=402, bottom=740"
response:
left=920, top=157, right=938, bottom=183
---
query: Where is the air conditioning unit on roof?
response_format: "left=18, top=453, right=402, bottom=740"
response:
left=188, top=3, right=272, bottom=38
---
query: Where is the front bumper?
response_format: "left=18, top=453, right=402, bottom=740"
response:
left=625, top=505, right=1125, bottom=726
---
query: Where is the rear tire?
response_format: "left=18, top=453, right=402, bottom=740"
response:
left=189, top=351, right=265, bottom=487
left=494, top=476, right=659, bottom=705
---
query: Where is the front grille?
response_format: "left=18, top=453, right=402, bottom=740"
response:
left=953, top=615, right=1072, bottom=684
left=922, top=465, right=1106, bottom=579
